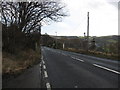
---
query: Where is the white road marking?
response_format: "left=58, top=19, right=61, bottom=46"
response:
left=74, top=86, right=78, bottom=88
left=71, top=56, right=76, bottom=59
left=41, top=55, right=43, bottom=60
left=46, top=82, right=51, bottom=90
left=76, top=58, right=84, bottom=62
left=42, top=60, right=45, bottom=64
left=40, top=55, right=51, bottom=89
left=40, top=64, right=41, bottom=67
left=43, top=65, right=46, bottom=69
left=62, top=53, right=67, bottom=56
left=44, top=71, right=48, bottom=78
left=71, top=56, right=84, bottom=62
left=93, top=64, right=120, bottom=75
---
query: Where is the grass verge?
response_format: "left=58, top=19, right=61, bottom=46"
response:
left=2, top=49, right=41, bottom=80
left=63, top=48, right=118, bottom=60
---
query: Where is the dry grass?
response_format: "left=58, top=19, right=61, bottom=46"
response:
left=2, top=49, right=41, bottom=75
left=64, top=48, right=118, bottom=60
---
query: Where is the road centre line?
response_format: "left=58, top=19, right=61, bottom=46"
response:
left=76, top=58, right=84, bottom=62
left=71, top=56, right=76, bottom=59
left=62, top=53, right=67, bottom=56
left=93, top=64, right=120, bottom=75
left=71, top=56, right=84, bottom=62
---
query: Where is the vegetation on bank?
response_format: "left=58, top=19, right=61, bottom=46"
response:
left=63, top=48, right=118, bottom=60
left=2, top=24, right=41, bottom=79
left=41, top=34, right=119, bottom=60
left=2, top=49, right=41, bottom=79
left=2, top=1, right=67, bottom=80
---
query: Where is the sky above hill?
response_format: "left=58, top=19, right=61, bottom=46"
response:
left=41, top=0, right=119, bottom=36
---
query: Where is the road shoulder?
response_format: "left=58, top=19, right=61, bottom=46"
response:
left=2, top=64, right=41, bottom=88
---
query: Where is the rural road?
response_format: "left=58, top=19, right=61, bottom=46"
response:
left=3, top=46, right=119, bottom=88
left=41, top=46, right=119, bottom=88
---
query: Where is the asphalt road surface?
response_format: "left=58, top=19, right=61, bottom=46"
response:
left=41, top=46, right=119, bottom=88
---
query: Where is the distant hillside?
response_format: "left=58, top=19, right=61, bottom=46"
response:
left=49, top=35, right=119, bottom=45
left=50, top=35, right=79, bottom=39
left=42, top=34, right=119, bottom=50
left=90, top=35, right=119, bottom=47
left=41, top=34, right=119, bottom=60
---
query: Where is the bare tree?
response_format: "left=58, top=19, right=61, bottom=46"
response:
left=1, top=0, right=68, bottom=53
left=1, top=0, right=67, bottom=34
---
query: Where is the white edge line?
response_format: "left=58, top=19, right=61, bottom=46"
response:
left=43, top=65, right=46, bottom=69
left=40, top=64, right=41, bottom=67
left=42, top=60, right=45, bottom=64
left=41, top=55, right=43, bottom=60
left=46, top=82, right=51, bottom=89
left=41, top=55, right=51, bottom=89
left=93, top=64, right=120, bottom=75
left=44, top=71, right=48, bottom=78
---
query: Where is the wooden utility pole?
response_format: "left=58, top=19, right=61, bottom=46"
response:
left=87, top=12, right=89, bottom=40
left=87, top=12, right=89, bottom=51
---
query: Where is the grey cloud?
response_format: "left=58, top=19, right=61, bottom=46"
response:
left=88, top=2, right=105, bottom=9
left=106, top=0, right=119, bottom=8
left=108, top=2, right=118, bottom=8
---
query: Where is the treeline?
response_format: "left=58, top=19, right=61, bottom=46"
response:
left=41, top=34, right=63, bottom=49
left=1, top=1, right=67, bottom=54
left=41, top=34, right=96, bottom=50
left=41, top=34, right=119, bottom=60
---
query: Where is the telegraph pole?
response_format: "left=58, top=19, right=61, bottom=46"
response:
left=87, top=12, right=89, bottom=51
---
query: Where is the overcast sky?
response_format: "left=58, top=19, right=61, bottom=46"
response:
left=41, top=0, right=119, bottom=36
